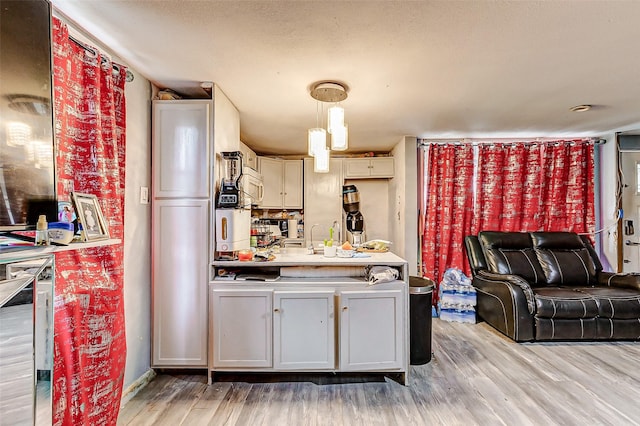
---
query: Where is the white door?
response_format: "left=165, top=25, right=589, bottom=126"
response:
left=152, top=199, right=209, bottom=367
left=338, top=289, right=404, bottom=371
left=258, top=157, right=283, bottom=209
left=621, top=152, right=640, bottom=272
left=152, top=100, right=211, bottom=198
left=282, top=160, right=303, bottom=209
left=273, top=290, right=335, bottom=370
left=211, top=288, right=273, bottom=368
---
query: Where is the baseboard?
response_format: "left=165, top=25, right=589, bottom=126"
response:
left=120, top=369, right=157, bottom=406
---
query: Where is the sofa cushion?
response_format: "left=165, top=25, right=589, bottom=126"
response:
left=531, top=232, right=597, bottom=286
left=479, top=231, right=546, bottom=285
left=577, top=287, right=640, bottom=319
left=533, top=287, right=599, bottom=319
left=535, top=317, right=598, bottom=340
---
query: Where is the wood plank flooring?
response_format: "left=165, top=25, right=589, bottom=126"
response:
left=118, top=319, right=640, bottom=425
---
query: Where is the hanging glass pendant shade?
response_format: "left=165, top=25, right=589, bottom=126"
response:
left=314, top=147, right=330, bottom=173
left=331, top=124, right=348, bottom=151
left=308, top=127, right=327, bottom=157
left=327, top=105, right=344, bottom=134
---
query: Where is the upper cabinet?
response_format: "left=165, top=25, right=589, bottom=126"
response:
left=343, top=157, right=394, bottom=179
left=258, top=157, right=303, bottom=209
left=239, top=141, right=258, bottom=170
left=152, top=100, right=212, bottom=198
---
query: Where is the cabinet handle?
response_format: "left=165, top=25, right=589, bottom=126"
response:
left=342, top=306, right=348, bottom=311
left=274, top=308, right=280, bottom=313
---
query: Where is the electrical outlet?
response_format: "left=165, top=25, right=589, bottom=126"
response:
left=140, top=186, right=149, bottom=204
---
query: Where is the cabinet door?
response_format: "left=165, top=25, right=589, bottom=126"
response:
left=339, top=289, right=404, bottom=371
left=258, top=157, right=284, bottom=209
left=152, top=199, right=209, bottom=367
left=344, top=158, right=374, bottom=178
left=273, top=290, right=335, bottom=370
left=283, top=160, right=303, bottom=209
left=370, top=157, right=394, bottom=178
left=211, top=289, right=273, bottom=368
left=304, top=158, right=343, bottom=247
left=240, top=141, right=258, bottom=170
left=152, top=100, right=212, bottom=198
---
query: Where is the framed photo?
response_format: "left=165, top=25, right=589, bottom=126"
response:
left=71, top=192, right=109, bottom=241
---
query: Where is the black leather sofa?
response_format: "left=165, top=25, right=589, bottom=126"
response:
left=465, top=231, right=640, bottom=342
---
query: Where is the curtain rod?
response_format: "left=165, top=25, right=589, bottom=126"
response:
left=418, top=137, right=604, bottom=146
left=67, top=34, right=134, bottom=83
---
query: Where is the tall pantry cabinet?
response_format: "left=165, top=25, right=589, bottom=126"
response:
left=151, top=99, right=212, bottom=367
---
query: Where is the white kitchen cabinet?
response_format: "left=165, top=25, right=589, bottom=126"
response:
left=258, top=157, right=303, bottom=209
left=339, top=289, right=404, bottom=371
left=343, top=157, right=394, bottom=179
left=273, top=290, right=335, bottom=370
left=151, top=99, right=215, bottom=368
left=211, top=288, right=273, bottom=368
left=152, top=199, right=209, bottom=367
left=239, top=140, right=258, bottom=170
left=209, top=276, right=406, bottom=382
left=304, top=158, right=343, bottom=246
left=152, top=101, right=211, bottom=198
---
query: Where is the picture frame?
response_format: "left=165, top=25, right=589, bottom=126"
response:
left=71, top=192, right=109, bottom=241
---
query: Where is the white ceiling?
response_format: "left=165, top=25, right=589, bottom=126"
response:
left=51, top=0, right=640, bottom=155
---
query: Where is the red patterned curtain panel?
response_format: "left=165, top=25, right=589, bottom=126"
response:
left=52, top=17, right=127, bottom=426
left=471, top=141, right=595, bottom=234
left=420, top=139, right=595, bottom=302
left=421, top=144, right=475, bottom=302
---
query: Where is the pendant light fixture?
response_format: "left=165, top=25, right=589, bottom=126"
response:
left=309, top=81, right=349, bottom=170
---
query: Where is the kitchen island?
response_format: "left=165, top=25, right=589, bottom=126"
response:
left=209, top=249, right=409, bottom=384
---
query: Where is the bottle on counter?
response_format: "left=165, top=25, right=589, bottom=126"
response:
left=35, top=214, right=49, bottom=246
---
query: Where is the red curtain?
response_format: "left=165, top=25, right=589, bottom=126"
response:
left=420, top=139, right=595, bottom=303
left=421, top=144, right=475, bottom=302
left=52, top=18, right=127, bottom=426
left=471, top=140, right=595, bottom=234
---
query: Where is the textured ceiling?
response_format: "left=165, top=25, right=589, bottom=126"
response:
left=51, top=0, right=640, bottom=155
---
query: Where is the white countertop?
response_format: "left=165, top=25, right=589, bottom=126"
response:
left=212, top=248, right=407, bottom=267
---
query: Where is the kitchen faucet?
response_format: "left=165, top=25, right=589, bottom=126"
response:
left=332, top=220, right=341, bottom=244
left=309, top=223, right=320, bottom=252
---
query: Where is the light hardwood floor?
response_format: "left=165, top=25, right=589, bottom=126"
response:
left=118, top=319, right=640, bottom=425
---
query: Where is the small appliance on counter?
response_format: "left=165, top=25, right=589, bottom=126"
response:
left=342, top=185, right=365, bottom=247
left=216, top=151, right=251, bottom=255
left=215, top=208, right=251, bottom=252
left=217, top=151, right=244, bottom=208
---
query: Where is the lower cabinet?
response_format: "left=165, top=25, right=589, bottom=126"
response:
left=339, top=289, right=403, bottom=370
left=209, top=282, right=406, bottom=375
left=211, top=289, right=273, bottom=368
left=274, top=290, right=335, bottom=370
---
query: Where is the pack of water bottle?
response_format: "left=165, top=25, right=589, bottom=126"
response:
left=437, top=268, right=477, bottom=324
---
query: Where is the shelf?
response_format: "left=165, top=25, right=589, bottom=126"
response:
left=0, top=238, right=122, bottom=262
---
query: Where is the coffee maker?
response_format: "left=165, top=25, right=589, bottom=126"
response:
left=342, top=185, right=365, bottom=246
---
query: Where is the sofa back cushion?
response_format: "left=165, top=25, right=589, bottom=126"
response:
left=478, top=231, right=546, bottom=285
left=531, top=232, right=597, bottom=286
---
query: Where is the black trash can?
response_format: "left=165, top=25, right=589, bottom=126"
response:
left=409, top=276, right=434, bottom=365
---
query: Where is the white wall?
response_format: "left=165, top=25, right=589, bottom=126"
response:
left=598, top=133, right=619, bottom=271
left=390, top=136, right=418, bottom=276
left=121, top=73, right=152, bottom=388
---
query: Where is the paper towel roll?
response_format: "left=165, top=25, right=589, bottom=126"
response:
left=288, top=219, right=297, bottom=238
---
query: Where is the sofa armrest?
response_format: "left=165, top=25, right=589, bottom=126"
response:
left=473, top=270, right=535, bottom=342
left=476, top=270, right=536, bottom=314
left=598, top=272, right=640, bottom=291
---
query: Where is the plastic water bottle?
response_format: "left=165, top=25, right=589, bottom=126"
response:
left=35, top=214, right=49, bottom=246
